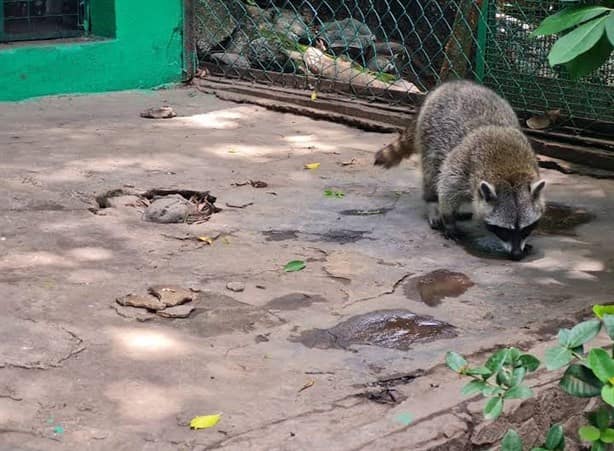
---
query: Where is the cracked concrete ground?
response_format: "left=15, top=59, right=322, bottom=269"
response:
left=1, top=87, right=613, bottom=450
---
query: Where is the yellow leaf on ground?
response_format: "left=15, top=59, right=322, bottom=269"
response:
left=311, top=91, right=317, bottom=101
left=299, top=380, right=315, bottom=392
left=304, top=162, right=320, bottom=170
left=190, top=414, right=221, bottom=430
left=197, top=236, right=214, bottom=245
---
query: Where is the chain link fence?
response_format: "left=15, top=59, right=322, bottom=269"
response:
left=193, top=0, right=614, bottom=136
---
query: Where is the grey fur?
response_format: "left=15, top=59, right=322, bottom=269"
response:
left=374, top=80, right=546, bottom=260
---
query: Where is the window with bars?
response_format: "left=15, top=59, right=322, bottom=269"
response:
left=1, top=0, right=89, bottom=42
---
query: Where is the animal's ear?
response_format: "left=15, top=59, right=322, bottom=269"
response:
left=530, top=179, right=546, bottom=199
left=479, top=181, right=497, bottom=202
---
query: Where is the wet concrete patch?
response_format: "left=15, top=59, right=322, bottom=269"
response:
left=262, top=230, right=299, bottom=241
left=265, top=293, right=328, bottom=311
left=538, top=202, right=595, bottom=236
left=311, top=230, right=374, bottom=244
left=405, top=269, right=474, bottom=306
left=26, top=200, right=66, bottom=211
left=340, top=208, right=392, bottom=216
left=354, top=388, right=407, bottom=405
left=176, top=291, right=285, bottom=337
left=291, top=309, right=456, bottom=351
left=460, top=234, right=512, bottom=260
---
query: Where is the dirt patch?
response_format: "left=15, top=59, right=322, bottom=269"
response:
left=405, top=269, right=474, bottom=306
left=291, top=309, right=456, bottom=351
left=94, top=188, right=220, bottom=224
left=262, top=230, right=299, bottom=241
left=537, top=202, right=595, bottom=236
left=265, top=293, right=328, bottom=311
left=0, top=318, right=83, bottom=369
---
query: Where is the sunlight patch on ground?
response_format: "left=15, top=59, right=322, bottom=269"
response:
left=108, top=327, right=192, bottom=361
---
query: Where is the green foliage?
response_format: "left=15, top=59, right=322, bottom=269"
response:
left=532, top=3, right=614, bottom=80
left=501, top=425, right=565, bottom=451
left=445, top=347, right=539, bottom=421
left=446, top=306, right=614, bottom=448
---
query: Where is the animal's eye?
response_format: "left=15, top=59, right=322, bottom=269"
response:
left=520, top=221, right=539, bottom=239
left=485, top=224, right=512, bottom=241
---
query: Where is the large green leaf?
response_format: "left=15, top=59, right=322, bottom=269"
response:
left=607, top=12, right=614, bottom=46
left=545, top=346, right=573, bottom=370
left=592, top=440, right=606, bottom=451
left=567, top=320, right=602, bottom=348
left=486, top=349, right=509, bottom=375
left=558, top=328, right=572, bottom=347
left=482, top=385, right=505, bottom=397
left=484, top=397, right=503, bottom=420
left=532, top=6, right=610, bottom=36
left=461, top=380, right=486, bottom=396
left=465, top=366, right=493, bottom=378
left=545, top=424, right=564, bottom=449
left=501, top=429, right=523, bottom=451
left=519, top=354, right=540, bottom=372
left=595, top=407, right=611, bottom=430
left=549, top=16, right=609, bottom=65
left=601, top=428, right=614, bottom=443
left=564, top=35, right=614, bottom=80
left=593, top=304, right=614, bottom=319
left=588, top=348, right=614, bottom=383
left=603, top=314, right=614, bottom=341
left=559, top=364, right=603, bottom=397
left=580, top=425, right=602, bottom=441
left=602, top=385, right=614, bottom=406
left=445, top=351, right=467, bottom=373
left=504, top=384, right=534, bottom=400
left=509, top=366, right=527, bottom=387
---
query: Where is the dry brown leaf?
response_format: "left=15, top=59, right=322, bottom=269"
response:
left=298, top=380, right=315, bottom=392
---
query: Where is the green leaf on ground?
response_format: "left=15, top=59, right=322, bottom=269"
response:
left=283, top=260, right=306, bottom=272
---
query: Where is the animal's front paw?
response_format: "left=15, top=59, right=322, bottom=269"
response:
left=427, top=203, right=442, bottom=229
left=442, top=225, right=464, bottom=241
left=441, top=214, right=464, bottom=241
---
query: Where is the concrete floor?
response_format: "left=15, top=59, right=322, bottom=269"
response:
left=0, top=87, right=612, bottom=450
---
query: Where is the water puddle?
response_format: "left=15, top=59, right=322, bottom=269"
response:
left=405, top=269, right=474, bottom=306
left=311, top=230, right=374, bottom=244
left=265, top=293, right=328, bottom=311
left=537, top=202, right=594, bottom=236
left=262, top=230, right=299, bottom=241
left=340, top=208, right=392, bottom=216
left=290, top=309, right=456, bottom=351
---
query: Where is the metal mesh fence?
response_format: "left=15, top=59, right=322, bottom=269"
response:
left=193, top=0, right=614, bottom=133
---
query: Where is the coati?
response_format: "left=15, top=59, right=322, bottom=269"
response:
left=374, top=80, right=546, bottom=260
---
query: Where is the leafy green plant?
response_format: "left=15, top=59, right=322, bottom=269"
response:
left=532, top=1, right=614, bottom=79
left=500, top=425, right=565, bottom=451
left=446, top=305, right=614, bottom=450
left=446, top=347, right=539, bottom=420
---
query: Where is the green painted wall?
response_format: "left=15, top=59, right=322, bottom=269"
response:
left=0, top=0, right=185, bottom=101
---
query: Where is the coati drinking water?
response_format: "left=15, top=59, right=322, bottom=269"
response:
left=374, top=80, right=546, bottom=260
